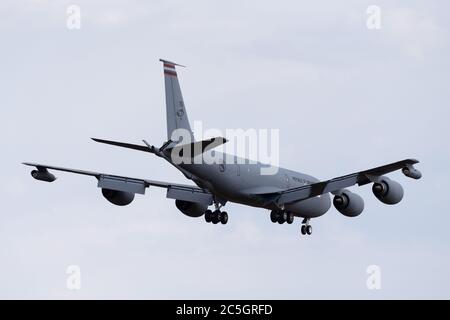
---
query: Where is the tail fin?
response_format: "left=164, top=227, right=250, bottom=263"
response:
left=160, top=59, right=194, bottom=142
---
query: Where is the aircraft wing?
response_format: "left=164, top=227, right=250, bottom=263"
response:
left=22, top=162, right=214, bottom=205
left=271, top=159, right=421, bottom=205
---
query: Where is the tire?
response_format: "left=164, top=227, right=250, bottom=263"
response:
left=220, top=212, right=228, bottom=224
left=204, top=210, right=212, bottom=223
left=306, top=225, right=312, bottom=235
left=286, top=213, right=294, bottom=224
left=278, top=211, right=288, bottom=224
left=212, top=210, right=220, bottom=224
left=270, top=210, right=278, bottom=223
left=301, top=225, right=306, bottom=235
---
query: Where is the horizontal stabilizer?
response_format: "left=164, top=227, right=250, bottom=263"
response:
left=159, top=58, right=186, bottom=68
left=91, top=138, right=155, bottom=153
left=168, top=137, right=227, bottom=158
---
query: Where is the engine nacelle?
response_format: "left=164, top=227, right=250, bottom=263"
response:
left=31, top=169, right=56, bottom=182
left=175, top=199, right=207, bottom=218
left=102, top=188, right=134, bottom=206
left=333, top=190, right=365, bottom=217
left=372, top=177, right=404, bottom=205
left=402, top=166, right=422, bottom=180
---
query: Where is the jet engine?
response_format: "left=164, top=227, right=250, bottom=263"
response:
left=402, top=166, right=422, bottom=180
left=31, top=169, right=56, bottom=182
left=333, top=190, right=365, bottom=217
left=372, top=177, right=404, bottom=205
left=102, top=188, right=135, bottom=206
left=175, top=199, right=207, bottom=217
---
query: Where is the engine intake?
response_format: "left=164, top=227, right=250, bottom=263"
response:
left=175, top=200, right=207, bottom=217
left=102, top=188, right=135, bottom=206
left=372, top=177, right=404, bottom=205
left=333, top=190, right=364, bottom=217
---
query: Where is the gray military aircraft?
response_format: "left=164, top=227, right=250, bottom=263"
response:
left=23, top=59, right=422, bottom=236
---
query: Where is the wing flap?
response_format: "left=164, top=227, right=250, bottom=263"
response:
left=98, top=176, right=146, bottom=195
left=166, top=187, right=213, bottom=205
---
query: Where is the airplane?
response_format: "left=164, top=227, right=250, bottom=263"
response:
left=23, top=59, right=422, bottom=236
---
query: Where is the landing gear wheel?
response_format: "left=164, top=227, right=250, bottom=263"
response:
left=286, top=213, right=294, bottom=224
left=204, top=210, right=212, bottom=223
left=277, top=211, right=287, bottom=224
left=270, top=210, right=278, bottom=223
left=301, top=225, right=306, bottom=235
left=306, top=225, right=312, bottom=235
left=212, top=210, right=221, bottom=224
left=220, top=211, right=228, bottom=224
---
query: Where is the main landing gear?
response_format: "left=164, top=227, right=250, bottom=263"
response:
left=204, top=203, right=228, bottom=225
left=270, top=210, right=313, bottom=236
left=270, top=210, right=294, bottom=224
left=300, top=218, right=312, bottom=236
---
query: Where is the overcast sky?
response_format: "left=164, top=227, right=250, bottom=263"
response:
left=1, top=0, right=449, bottom=299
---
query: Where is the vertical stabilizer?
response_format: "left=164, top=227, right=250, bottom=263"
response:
left=160, top=59, right=194, bottom=142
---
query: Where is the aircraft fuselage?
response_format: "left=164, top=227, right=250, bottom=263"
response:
left=177, top=153, right=332, bottom=218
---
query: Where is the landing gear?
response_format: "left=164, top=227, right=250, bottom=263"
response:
left=212, top=210, right=221, bottom=224
left=270, top=210, right=279, bottom=223
left=300, top=218, right=312, bottom=236
left=278, top=211, right=287, bottom=224
left=204, top=210, right=213, bottom=223
left=270, top=210, right=294, bottom=225
left=286, top=212, right=294, bottom=224
left=220, top=212, right=228, bottom=224
left=204, top=203, right=228, bottom=225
